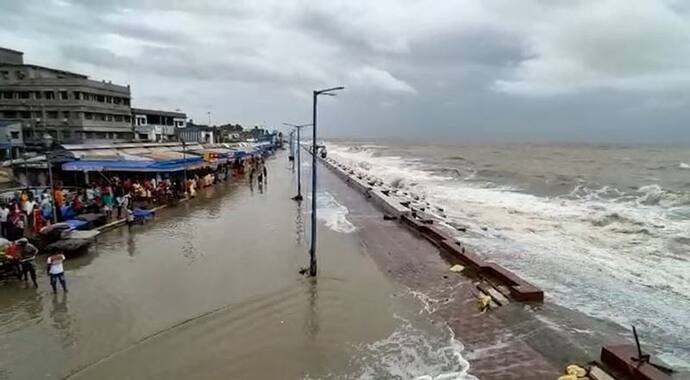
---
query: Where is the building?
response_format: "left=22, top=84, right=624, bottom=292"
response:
left=0, top=120, right=23, bottom=160
left=216, top=123, right=244, bottom=142
left=0, top=47, right=133, bottom=146
left=176, top=124, right=216, bottom=144
left=133, top=108, right=186, bottom=142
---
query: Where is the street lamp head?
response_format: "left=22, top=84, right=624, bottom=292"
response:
left=283, top=122, right=312, bottom=129
left=315, top=86, right=345, bottom=95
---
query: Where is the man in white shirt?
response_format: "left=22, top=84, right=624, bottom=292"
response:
left=46, top=252, right=67, bottom=293
left=0, top=204, right=9, bottom=238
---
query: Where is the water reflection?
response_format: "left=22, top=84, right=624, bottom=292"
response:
left=126, top=231, right=136, bottom=257
left=0, top=289, right=44, bottom=334
left=50, top=292, right=75, bottom=349
left=295, top=201, right=304, bottom=245
left=304, top=277, right=319, bottom=338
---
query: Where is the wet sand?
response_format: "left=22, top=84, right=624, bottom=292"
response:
left=0, top=153, right=470, bottom=379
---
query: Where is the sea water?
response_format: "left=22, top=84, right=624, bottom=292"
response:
left=327, top=140, right=690, bottom=369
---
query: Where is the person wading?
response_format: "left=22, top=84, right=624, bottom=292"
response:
left=46, top=252, right=67, bottom=294
left=16, top=238, right=38, bottom=287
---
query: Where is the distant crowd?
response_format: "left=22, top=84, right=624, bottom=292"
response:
left=0, top=155, right=272, bottom=241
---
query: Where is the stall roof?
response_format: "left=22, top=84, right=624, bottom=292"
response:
left=62, top=157, right=205, bottom=172
left=140, top=151, right=190, bottom=160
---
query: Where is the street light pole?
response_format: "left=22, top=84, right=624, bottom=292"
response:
left=283, top=122, right=311, bottom=201
left=6, top=131, right=12, bottom=162
left=296, top=126, right=303, bottom=200
left=22, top=148, right=29, bottom=187
left=308, top=86, right=344, bottom=277
left=181, top=139, right=188, bottom=196
left=42, top=133, right=58, bottom=224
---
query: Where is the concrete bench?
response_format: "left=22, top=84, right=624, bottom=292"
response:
left=481, top=262, right=544, bottom=302
left=369, top=189, right=411, bottom=218
left=601, top=345, right=672, bottom=380
left=438, top=239, right=486, bottom=269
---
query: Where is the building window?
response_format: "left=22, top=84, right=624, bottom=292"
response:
left=113, top=97, right=121, bottom=105
left=62, top=130, right=72, bottom=139
left=62, top=111, right=70, bottom=120
left=95, top=132, right=107, bottom=139
left=106, top=96, right=112, bottom=103
left=23, top=130, right=33, bottom=139
left=34, top=91, right=42, bottom=99
left=96, top=95, right=105, bottom=102
left=19, top=91, right=30, bottom=99
left=47, top=111, right=58, bottom=119
left=2, top=111, right=17, bottom=118
left=15, top=70, right=26, bottom=80
left=125, top=115, right=131, bottom=123
left=106, top=114, right=113, bottom=121
left=1, top=91, right=13, bottom=99
left=44, top=91, right=55, bottom=100
left=96, top=113, right=105, bottom=121
left=114, top=115, right=123, bottom=122
left=73, top=91, right=81, bottom=100
left=123, top=98, right=130, bottom=106
left=20, top=111, right=30, bottom=119
left=0, top=70, right=8, bottom=79
left=59, top=91, right=68, bottom=100
left=84, top=112, right=93, bottom=120
left=10, top=131, right=19, bottom=139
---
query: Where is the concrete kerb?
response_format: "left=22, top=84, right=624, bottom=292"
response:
left=321, top=156, right=545, bottom=304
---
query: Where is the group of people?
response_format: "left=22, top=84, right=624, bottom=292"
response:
left=2, top=238, right=67, bottom=293
left=0, top=154, right=269, bottom=293
left=248, top=158, right=268, bottom=186
left=0, top=188, right=61, bottom=240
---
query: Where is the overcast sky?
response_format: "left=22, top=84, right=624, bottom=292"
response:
left=2, top=0, right=690, bottom=143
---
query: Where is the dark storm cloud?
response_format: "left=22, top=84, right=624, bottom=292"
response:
left=406, top=28, right=526, bottom=68
left=60, top=45, right=322, bottom=85
left=2, top=0, right=690, bottom=143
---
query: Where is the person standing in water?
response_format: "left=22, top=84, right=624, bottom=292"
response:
left=17, top=238, right=38, bottom=287
left=46, top=252, right=67, bottom=293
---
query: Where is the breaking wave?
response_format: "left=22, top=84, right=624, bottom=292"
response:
left=323, top=315, right=476, bottom=380
left=316, top=192, right=356, bottom=233
left=326, top=141, right=690, bottom=369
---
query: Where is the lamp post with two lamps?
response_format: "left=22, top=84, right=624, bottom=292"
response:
left=42, top=133, right=58, bottom=223
left=307, top=86, right=344, bottom=277
left=282, top=122, right=311, bottom=201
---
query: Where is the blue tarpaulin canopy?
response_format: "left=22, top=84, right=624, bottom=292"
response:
left=62, top=157, right=205, bottom=172
left=63, top=219, right=88, bottom=231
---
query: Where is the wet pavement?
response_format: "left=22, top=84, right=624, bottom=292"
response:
left=0, top=153, right=474, bottom=380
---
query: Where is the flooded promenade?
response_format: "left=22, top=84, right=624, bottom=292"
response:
left=2, top=150, right=682, bottom=379
left=0, top=153, right=473, bottom=379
